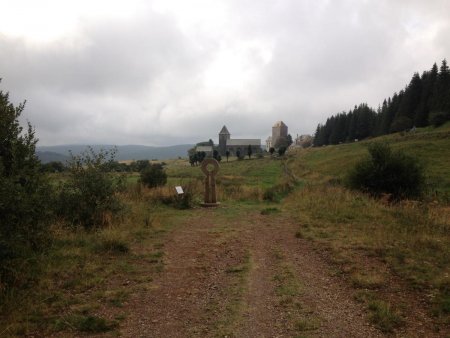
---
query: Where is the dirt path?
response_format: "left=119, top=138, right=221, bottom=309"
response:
left=115, top=206, right=384, bottom=337
left=235, top=213, right=381, bottom=338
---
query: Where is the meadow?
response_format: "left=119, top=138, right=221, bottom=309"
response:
left=1, top=123, right=449, bottom=336
left=285, top=122, right=450, bottom=331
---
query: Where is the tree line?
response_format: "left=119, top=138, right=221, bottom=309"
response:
left=314, top=59, right=450, bottom=146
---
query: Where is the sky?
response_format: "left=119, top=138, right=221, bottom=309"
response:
left=1, top=0, right=450, bottom=146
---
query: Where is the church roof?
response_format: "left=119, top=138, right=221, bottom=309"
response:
left=196, top=146, right=213, bottom=153
left=273, top=121, right=287, bottom=128
left=219, top=125, right=230, bottom=135
left=227, top=139, right=261, bottom=146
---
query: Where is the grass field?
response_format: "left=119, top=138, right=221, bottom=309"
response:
left=285, top=123, right=450, bottom=330
left=0, top=155, right=286, bottom=336
left=1, top=124, right=449, bottom=335
left=293, top=121, right=450, bottom=197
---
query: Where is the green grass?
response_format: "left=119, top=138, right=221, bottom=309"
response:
left=166, top=156, right=283, bottom=189
left=260, top=207, right=280, bottom=215
left=286, top=123, right=450, bottom=326
left=294, top=123, right=450, bottom=197
left=367, top=300, right=403, bottom=333
left=54, top=314, right=117, bottom=333
left=0, top=199, right=179, bottom=336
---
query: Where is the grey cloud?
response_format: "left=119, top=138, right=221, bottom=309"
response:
left=1, top=1, right=450, bottom=146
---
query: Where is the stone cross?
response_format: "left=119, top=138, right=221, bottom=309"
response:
left=200, top=158, right=220, bottom=206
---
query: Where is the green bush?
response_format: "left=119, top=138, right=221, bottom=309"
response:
left=57, top=147, right=125, bottom=229
left=0, top=83, right=53, bottom=291
left=140, top=163, right=167, bottom=188
left=347, top=143, right=425, bottom=200
left=278, top=147, right=287, bottom=156
left=263, top=182, right=294, bottom=202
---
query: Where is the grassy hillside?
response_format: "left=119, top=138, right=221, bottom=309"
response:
left=294, top=121, right=450, bottom=197
left=286, top=123, right=450, bottom=331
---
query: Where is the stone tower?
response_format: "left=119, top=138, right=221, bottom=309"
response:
left=272, top=121, right=288, bottom=148
left=218, top=125, right=230, bottom=155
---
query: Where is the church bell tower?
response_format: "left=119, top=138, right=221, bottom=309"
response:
left=218, top=125, right=230, bottom=155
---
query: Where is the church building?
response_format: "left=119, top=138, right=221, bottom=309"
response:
left=271, top=121, right=288, bottom=148
left=218, top=126, right=262, bottom=156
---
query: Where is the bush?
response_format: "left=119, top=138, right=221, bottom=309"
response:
left=0, top=83, right=53, bottom=291
left=347, top=143, right=425, bottom=200
left=278, top=147, right=287, bottom=156
left=57, top=147, right=125, bottom=229
left=140, top=163, right=167, bottom=188
left=263, top=182, right=294, bottom=202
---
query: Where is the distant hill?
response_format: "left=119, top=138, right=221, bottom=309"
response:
left=36, top=144, right=194, bottom=163
left=36, top=151, right=70, bottom=164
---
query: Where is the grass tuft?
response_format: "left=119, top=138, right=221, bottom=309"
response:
left=260, top=207, right=280, bottom=215
left=54, top=314, right=117, bottom=333
left=295, top=318, right=320, bottom=331
left=367, top=300, right=402, bottom=332
left=96, top=238, right=129, bottom=254
left=351, top=272, right=384, bottom=289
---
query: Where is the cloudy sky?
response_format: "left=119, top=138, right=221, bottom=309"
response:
left=1, top=0, right=449, bottom=146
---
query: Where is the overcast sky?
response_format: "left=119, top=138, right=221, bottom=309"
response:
left=1, top=0, right=450, bottom=146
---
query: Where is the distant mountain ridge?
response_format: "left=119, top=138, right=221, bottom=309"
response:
left=36, top=144, right=194, bottom=163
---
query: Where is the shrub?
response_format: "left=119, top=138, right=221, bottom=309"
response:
left=347, top=143, right=425, bottom=200
left=0, top=83, right=53, bottom=291
left=140, top=163, right=167, bottom=188
left=156, top=184, right=195, bottom=209
left=263, top=182, right=294, bottom=202
left=278, top=147, right=287, bottom=156
left=57, top=147, right=125, bottom=229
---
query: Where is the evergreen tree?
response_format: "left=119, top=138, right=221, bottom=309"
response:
left=432, top=59, right=450, bottom=116
left=414, top=64, right=438, bottom=127
left=247, top=145, right=252, bottom=159
left=389, top=91, right=406, bottom=132
left=312, top=59, right=450, bottom=146
left=396, top=73, right=422, bottom=123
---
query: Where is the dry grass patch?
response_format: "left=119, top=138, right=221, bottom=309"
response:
left=285, top=182, right=450, bottom=325
left=351, top=272, right=385, bottom=289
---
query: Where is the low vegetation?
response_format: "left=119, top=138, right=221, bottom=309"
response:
left=139, top=163, right=167, bottom=188
left=286, top=124, right=450, bottom=331
left=57, top=147, right=126, bottom=229
left=347, top=142, right=425, bottom=200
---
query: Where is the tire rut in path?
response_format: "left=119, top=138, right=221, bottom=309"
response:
left=236, top=214, right=381, bottom=338
left=119, top=211, right=249, bottom=338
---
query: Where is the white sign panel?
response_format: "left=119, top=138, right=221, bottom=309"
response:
left=175, top=186, right=184, bottom=194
